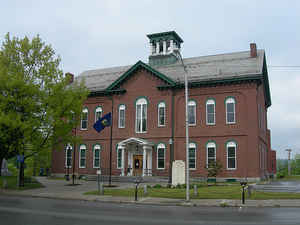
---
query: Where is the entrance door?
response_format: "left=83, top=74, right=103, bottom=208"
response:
left=133, top=155, right=143, bottom=176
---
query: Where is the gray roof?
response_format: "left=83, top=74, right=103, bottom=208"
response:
left=76, top=49, right=265, bottom=92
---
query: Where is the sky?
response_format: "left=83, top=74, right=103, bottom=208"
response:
left=1, top=0, right=299, bottom=159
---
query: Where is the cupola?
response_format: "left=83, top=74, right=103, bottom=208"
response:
left=147, top=31, right=183, bottom=66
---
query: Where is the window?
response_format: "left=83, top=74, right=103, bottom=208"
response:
left=188, top=100, right=196, bottom=126
left=189, top=143, right=196, bottom=169
left=118, top=105, right=126, bottom=128
left=95, top=106, right=102, bottom=122
left=117, top=148, right=122, bottom=169
left=65, top=144, right=72, bottom=168
left=158, top=102, right=166, bottom=126
left=206, top=99, right=215, bottom=125
left=226, top=97, right=236, bottom=124
left=79, top=145, right=86, bottom=168
left=227, top=141, right=237, bottom=169
left=207, top=142, right=216, bottom=167
left=157, top=143, right=165, bottom=169
left=81, top=108, right=88, bottom=130
left=93, top=145, right=101, bottom=168
left=135, top=98, right=147, bottom=133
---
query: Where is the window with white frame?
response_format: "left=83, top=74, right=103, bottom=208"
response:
left=207, top=142, right=216, bottom=167
left=81, top=108, right=88, bottom=130
left=158, top=102, right=166, bottom=126
left=79, top=145, right=86, bottom=168
left=135, top=98, right=147, bottom=133
left=118, top=105, right=126, bottom=128
left=93, top=145, right=101, bottom=168
left=65, top=144, right=72, bottom=168
left=227, top=141, right=237, bottom=169
left=95, top=106, right=102, bottom=122
left=188, top=100, right=196, bottom=126
left=117, top=148, right=122, bottom=169
left=189, top=143, right=196, bottom=169
left=206, top=99, right=215, bottom=125
left=157, top=143, right=165, bottom=169
left=226, top=97, right=236, bottom=124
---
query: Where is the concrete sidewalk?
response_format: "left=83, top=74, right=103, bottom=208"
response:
left=1, top=176, right=300, bottom=208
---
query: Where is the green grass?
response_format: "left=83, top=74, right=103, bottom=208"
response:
left=0, top=176, right=44, bottom=190
left=85, top=184, right=300, bottom=200
left=277, top=175, right=300, bottom=181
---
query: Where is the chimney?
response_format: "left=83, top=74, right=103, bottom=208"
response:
left=250, top=43, right=257, bottom=58
left=66, top=72, right=74, bottom=84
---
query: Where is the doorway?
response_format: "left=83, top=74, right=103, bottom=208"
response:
left=133, top=155, right=143, bottom=176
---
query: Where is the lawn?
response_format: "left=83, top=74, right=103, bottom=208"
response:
left=276, top=175, right=300, bottom=181
left=85, top=183, right=300, bottom=200
left=0, top=176, right=44, bottom=190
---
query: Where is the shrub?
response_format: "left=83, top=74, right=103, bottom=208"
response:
left=153, top=184, right=162, bottom=189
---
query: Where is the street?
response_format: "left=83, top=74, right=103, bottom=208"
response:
left=0, top=195, right=299, bottom=225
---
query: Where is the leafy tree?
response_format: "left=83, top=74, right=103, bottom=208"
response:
left=205, top=160, right=223, bottom=184
left=0, top=33, right=89, bottom=184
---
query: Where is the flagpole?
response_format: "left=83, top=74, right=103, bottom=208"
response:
left=109, top=96, right=114, bottom=186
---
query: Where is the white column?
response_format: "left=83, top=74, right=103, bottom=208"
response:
left=163, top=40, right=167, bottom=55
left=121, top=147, right=125, bottom=176
left=142, top=146, right=147, bottom=176
left=156, top=42, right=159, bottom=54
left=147, top=149, right=152, bottom=176
left=170, top=40, right=174, bottom=52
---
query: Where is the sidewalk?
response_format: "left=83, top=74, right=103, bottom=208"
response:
left=1, top=176, right=300, bottom=208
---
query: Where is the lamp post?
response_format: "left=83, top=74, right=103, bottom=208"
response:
left=178, top=51, right=190, bottom=202
left=286, top=149, right=292, bottom=176
left=168, top=138, right=173, bottom=186
left=66, top=145, right=71, bottom=181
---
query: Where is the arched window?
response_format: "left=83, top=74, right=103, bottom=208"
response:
left=79, top=145, right=87, bottom=168
left=117, top=147, right=122, bottom=169
left=206, top=99, right=215, bottom=125
left=227, top=141, right=237, bottom=169
left=65, top=144, right=72, bottom=168
left=189, top=142, right=196, bottom=169
left=81, top=108, right=88, bottom=130
left=93, top=144, right=101, bottom=168
left=157, top=143, right=165, bottom=169
left=135, top=98, right=147, bottom=133
left=118, top=105, right=126, bottom=128
left=95, top=106, right=102, bottom=122
left=226, top=97, right=236, bottom=124
left=188, top=100, right=196, bottom=126
left=206, top=142, right=216, bottom=167
left=158, top=102, right=166, bottom=127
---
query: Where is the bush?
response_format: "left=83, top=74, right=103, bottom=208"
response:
left=153, top=184, right=162, bottom=189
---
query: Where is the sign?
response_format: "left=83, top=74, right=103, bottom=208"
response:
left=97, top=170, right=101, bottom=175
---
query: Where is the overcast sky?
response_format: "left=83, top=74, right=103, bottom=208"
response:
left=1, top=0, right=299, bottom=159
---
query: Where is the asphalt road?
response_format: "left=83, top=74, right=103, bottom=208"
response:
left=0, top=195, right=299, bottom=225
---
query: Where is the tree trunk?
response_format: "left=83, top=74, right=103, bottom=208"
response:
left=0, top=157, right=3, bottom=177
left=18, top=161, right=25, bottom=187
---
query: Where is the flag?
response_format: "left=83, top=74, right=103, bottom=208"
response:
left=93, top=112, right=112, bottom=133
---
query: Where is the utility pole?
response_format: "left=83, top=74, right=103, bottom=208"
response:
left=286, top=149, right=292, bottom=176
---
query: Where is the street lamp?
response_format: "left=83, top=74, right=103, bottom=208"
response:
left=168, top=138, right=173, bottom=186
left=66, top=145, right=71, bottom=181
left=178, top=52, right=190, bottom=202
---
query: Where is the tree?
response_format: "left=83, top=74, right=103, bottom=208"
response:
left=0, top=33, right=89, bottom=184
left=205, top=160, right=223, bottom=184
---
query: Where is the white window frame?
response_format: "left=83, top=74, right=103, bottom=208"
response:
left=188, top=100, right=196, bottom=126
left=117, top=147, right=122, bottom=169
left=135, top=98, right=147, bottom=133
left=95, top=106, right=103, bottom=122
left=156, top=143, right=165, bottom=169
left=118, top=105, right=126, bottom=128
left=81, top=108, right=88, bottom=130
left=158, top=102, right=166, bottom=127
left=79, top=145, right=87, bottom=168
left=227, top=141, right=237, bottom=170
left=206, top=142, right=216, bottom=167
left=206, top=99, right=216, bottom=125
left=93, top=145, right=101, bottom=168
left=226, top=97, right=236, bottom=124
left=189, top=142, right=196, bottom=170
left=65, top=144, right=72, bottom=168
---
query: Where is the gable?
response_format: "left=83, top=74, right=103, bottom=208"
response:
left=106, top=60, right=175, bottom=91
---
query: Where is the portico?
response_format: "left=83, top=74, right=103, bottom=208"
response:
left=117, top=137, right=154, bottom=176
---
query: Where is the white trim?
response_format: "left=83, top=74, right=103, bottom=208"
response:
left=118, top=105, right=126, bottom=128
left=188, top=100, right=196, bottom=126
left=93, top=145, right=101, bottom=168
left=206, top=99, right=215, bottom=125
left=158, top=102, right=166, bottom=127
left=226, top=142, right=237, bottom=170
left=206, top=142, right=216, bottom=167
left=81, top=108, right=88, bottom=130
left=79, top=145, right=86, bottom=168
left=226, top=98, right=236, bottom=124
left=156, top=143, right=165, bottom=170
left=95, top=106, right=103, bottom=123
left=65, top=144, right=72, bottom=168
left=117, top=147, right=122, bottom=169
left=188, top=143, right=196, bottom=170
left=135, top=98, right=147, bottom=133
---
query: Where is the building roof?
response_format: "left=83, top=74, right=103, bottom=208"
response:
left=77, top=49, right=265, bottom=91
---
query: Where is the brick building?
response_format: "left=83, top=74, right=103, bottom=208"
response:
left=52, top=31, right=275, bottom=181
